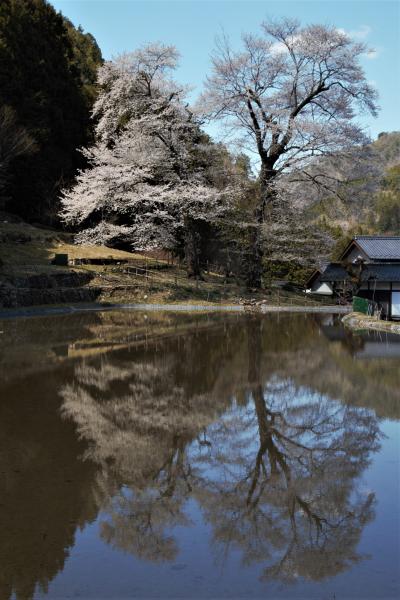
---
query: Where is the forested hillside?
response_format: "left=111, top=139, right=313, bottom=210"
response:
left=305, top=132, right=400, bottom=236
left=0, top=0, right=102, bottom=222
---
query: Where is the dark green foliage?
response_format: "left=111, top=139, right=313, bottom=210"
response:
left=0, top=0, right=102, bottom=222
left=353, top=296, right=369, bottom=314
left=171, top=133, right=257, bottom=279
left=0, top=105, right=37, bottom=199
left=62, top=19, right=102, bottom=110
left=263, top=259, right=311, bottom=286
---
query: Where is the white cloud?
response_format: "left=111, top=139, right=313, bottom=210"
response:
left=337, top=25, right=380, bottom=59
left=270, top=40, right=290, bottom=55
left=364, top=48, right=380, bottom=60
left=270, top=34, right=302, bottom=55
left=337, top=25, right=371, bottom=40
left=347, top=25, right=372, bottom=40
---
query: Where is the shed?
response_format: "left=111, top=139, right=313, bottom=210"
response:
left=305, top=263, right=348, bottom=296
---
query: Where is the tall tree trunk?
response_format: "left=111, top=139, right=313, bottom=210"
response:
left=246, top=224, right=264, bottom=289
left=246, top=318, right=290, bottom=486
left=246, top=162, right=276, bottom=289
left=247, top=317, right=278, bottom=479
left=184, top=215, right=202, bottom=279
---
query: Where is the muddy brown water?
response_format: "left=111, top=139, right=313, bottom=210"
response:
left=0, top=310, right=399, bottom=599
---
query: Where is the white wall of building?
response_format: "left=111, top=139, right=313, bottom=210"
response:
left=306, top=282, right=333, bottom=295
left=344, top=246, right=369, bottom=264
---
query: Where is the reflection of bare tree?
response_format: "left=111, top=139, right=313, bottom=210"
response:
left=197, top=389, right=378, bottom=582
left=60, top=316, right=382, bottom=584
left=195, top=318, right=380, bottom=583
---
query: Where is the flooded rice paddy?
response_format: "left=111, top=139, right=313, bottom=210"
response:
left=0, top=311, right=399, bottom=599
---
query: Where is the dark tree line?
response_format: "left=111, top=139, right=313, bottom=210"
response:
left=0, top=0, right=102, bottom=222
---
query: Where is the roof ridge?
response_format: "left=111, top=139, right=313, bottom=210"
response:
left=355, top=235, right=400, bottom=239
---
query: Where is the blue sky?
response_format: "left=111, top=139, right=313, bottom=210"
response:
left=51, top=0, right=399, bottom=142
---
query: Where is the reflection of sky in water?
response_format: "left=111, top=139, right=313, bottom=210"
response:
left=41, top=415, right=399, bottom=600
left=0, top=311, right=398, bottom=599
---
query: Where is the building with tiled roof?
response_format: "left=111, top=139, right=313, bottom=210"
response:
left=305, top=236, right=400, bottom=319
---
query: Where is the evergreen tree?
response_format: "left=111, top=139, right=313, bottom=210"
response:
left=0, top=105, right=36, bottom=203
left=0, top=0, right=102, bottom=221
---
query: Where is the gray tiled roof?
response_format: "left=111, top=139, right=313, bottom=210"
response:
left=319, top=262, right=400, bottom=283
left=354, top=236, right=400, bottom=260
left=319, top=263, right=349, bottom=282
left=360, top=263, right=400, bottom=282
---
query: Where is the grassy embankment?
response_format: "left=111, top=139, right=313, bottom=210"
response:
left=0, top=218, right=336, bottom=308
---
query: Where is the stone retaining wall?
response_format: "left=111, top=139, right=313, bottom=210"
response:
left=0, top=271, right=99, bottom=308
left=342, top=312, right=400, bottom=335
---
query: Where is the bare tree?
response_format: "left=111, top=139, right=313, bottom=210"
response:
left=201, top=18, right=378, bottom=286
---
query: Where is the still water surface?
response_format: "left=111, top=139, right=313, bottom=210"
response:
left=0, top=311, right=399, bottom=599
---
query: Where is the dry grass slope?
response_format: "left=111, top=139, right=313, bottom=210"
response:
left=0, top=218, right=337, bottom=308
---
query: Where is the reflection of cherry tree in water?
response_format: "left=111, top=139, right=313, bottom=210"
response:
left=196, top=318, right=380, bottom=582
left=61, top=327, right=240, bottom=562
left=61, top=317, right=381, bottom=582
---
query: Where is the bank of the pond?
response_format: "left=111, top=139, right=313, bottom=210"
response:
left=343, top=311, right=400, bottom=335
left=0, top=301, right=351, bottom=320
